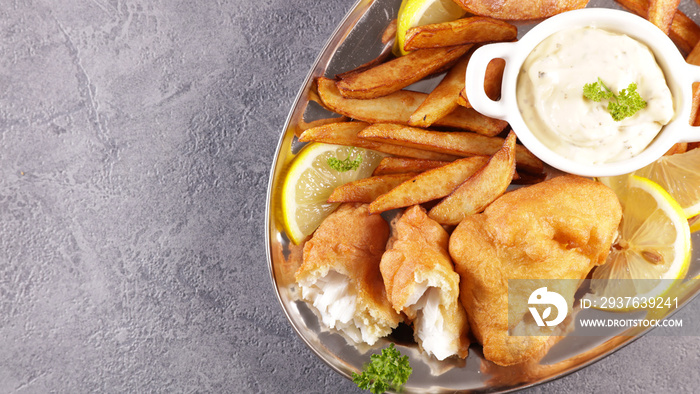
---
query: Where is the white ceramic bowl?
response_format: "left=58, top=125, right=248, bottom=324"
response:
left=465, top=8, right=700, bottom=177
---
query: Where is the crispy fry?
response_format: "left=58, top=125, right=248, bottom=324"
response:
left=336, top=45, right=395, bottom=80
left=409, top=54, right=471, bottom=128
left=369, top=156, right=490, bottom=214
left=316, top=77, right=508, bottom=135
left=648, top=0, right=681, bottom=34
left=372, top=157, right=449, bottom=175
left=691, top=82, right=700, bottom=126
left=453, top=0, right=588, bottom=20
left=298, top=121, right=461, bottom=161
left=668, top=9, right=700, bottom=54
left=616, top=0, right=700, bottom=54
left=336, top=45, right=473, bottom=99
left=458, top=88, right=470, bottom=108
left=298, top=116, right=349, bottom=134
left=382, top=19, right=398, bottom=45
left=687, top=41, right=700, bottom=66
left=664, top=143, right=688, bottom=156
left=452, top=58, right=505, bottom=109
left=404, top=16, right=517, bottom=50
left=358, top=123, right=544, bottom=174
left=328, top=173, right=418, bottom=203
left=428, top=132, right=516, bottom=225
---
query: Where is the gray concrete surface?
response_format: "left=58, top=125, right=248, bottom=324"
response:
left=0, top=0, right=699, bottom=392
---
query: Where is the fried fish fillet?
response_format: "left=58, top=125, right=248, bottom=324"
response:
left=380, top=205, right=470, bottom=360
left=295, top=203, right=401, bottom=346
left=449, top=175, right=622, bottom=366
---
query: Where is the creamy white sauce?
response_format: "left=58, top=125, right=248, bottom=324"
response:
left=517, top=27, right=674, bottom=164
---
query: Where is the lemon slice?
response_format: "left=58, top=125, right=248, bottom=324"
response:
left=633, top=148, right=700, bottom=218
left=280, top=143, right=383, bottom=244
left=395, top=0, right=466, bottom=56
left=590, top=176, right=692, bottom=306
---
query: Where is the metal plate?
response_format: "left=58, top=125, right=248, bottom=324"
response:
left=265, top=1, right=700, bottom=391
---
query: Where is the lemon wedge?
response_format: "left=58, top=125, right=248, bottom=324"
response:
left=634, top=148, right=700, bottom=218
left=280, top=143, right=383, bottom=244
left=590, top=176, right=692, bottom=306
left=395, top=0, right=466, bottom=56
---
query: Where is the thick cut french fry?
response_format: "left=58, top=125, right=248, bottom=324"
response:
left=458, top=88, right=470, bottom=108
left=404, top=17, right=517, bottom=51
left=664, top=143, right=688, bottom=156
left=453, top=0, right=588, bottom=20
left=369, top=156, right=489, bottom=214
left=336, top=45, right=395, bottom=80
left=298, top=116, right=349, bottom=134
left=457, top=58, right=505, bottom=108
left=372, top=157, right=449, bottom=175
left=428, top=132, right=516, bottom=225
left=648, top=0, right=681, bottom=34
left=316, top=77, right=508, bottom=136
left=358, top=123, right=544, bottom=174
left=328, top=173, right=418, bottom=203
left=672, top=11, right=700, bottom=56
left=691, top=82, right=700, bottom=126
left=298, top=121, right=461, bottom=161
left=336, top=45, right=472, bottom=99
left=382, top=19, right=398, bottom=45
left=616, top=0, right=700, bottom=54
left=409, top=54, right=471, bottom=128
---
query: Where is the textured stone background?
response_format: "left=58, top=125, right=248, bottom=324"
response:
left=1, top=0, right=699, bottom=392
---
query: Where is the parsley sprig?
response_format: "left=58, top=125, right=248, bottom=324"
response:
left=583, top=77, right=647, bottom=121
left=327, top=150, right=363, bottom=172
left=352, top=344, right=412, bottom=394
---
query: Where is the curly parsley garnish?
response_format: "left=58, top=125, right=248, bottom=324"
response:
left=327, top=150, right=363, bottom=172
left=583, top=77, right=647, bottom=122
left=352, top=344, right=412, bottom=394
left=583, top=77, right=647, bottom=121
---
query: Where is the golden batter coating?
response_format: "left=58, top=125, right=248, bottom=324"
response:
left=296, top=203, right=401, bottom=346
left=381, top=205, right=470, bottom=360
left=449, top=175, right=621, bottom=366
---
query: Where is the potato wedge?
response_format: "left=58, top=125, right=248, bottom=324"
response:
left=453, top=0, right=588, bottom=20
left=691, top=82, right=700, bottom=126
left=409, top=54, right=471, bottom=128
left=687, top=41, right=700, bottom=66
left=316, top=77, right=508, bottom=135
left=616, top=0, right=700, bottom=54
left=372, top=157, right=449, bottom=175
left=298, top=121, right=461, bottom=161
left=664, top=143, right=688, bottom=156
left=670, top=11, right=700, bottom=55
left=336, top=45, right=395, bottom=80
left=298, top=116, right=349, bottom=134
left=336, top=45, right=472, bottom=99
left=458, top=88, right=470, bottom=108
left=369, top=156, right=489, bottom=214
left=648, top=0, right=681, bottom=34
left=456, top=58, right=505, bottom=108
left=382, top=19, right=398, bottom=45
left=328, top=173, right=418, bottom=203
left=358, top=123, right=544, bottom=174
left=404, top=16, right=517, bottom=51
left=428, top=132, right=516, bottom=225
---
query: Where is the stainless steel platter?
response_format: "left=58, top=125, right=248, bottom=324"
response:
left=265, top=0, right=700, bottom=391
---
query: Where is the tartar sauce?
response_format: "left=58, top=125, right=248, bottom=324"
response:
left=517, top=27, right=674, bottom=164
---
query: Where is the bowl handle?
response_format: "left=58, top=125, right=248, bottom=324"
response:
left=464, top=43, right=513, bottom=120
left=681, top=63, right=700, bottom=143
